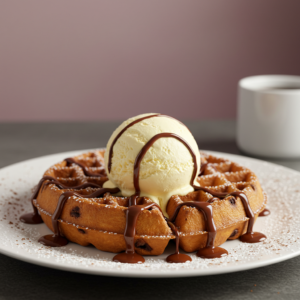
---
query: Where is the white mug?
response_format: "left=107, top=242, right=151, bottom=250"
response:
left=237, top=75, right=300, bottom=158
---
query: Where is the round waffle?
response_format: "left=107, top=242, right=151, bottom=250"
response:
left=31, top=150, right=267, bottom=257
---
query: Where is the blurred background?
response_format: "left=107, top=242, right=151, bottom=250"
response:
left=1, top=0, right=300, bottom=122
left=1, top=0, right=300, bottom=168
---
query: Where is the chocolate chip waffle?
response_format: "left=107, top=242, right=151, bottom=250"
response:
left=28, top=150, right=266, bottom=257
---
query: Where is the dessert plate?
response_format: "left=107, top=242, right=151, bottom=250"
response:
left=0, top=149, right=299, bottom=278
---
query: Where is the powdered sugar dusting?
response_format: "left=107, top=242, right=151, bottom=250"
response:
left=0, top=150, right=300, bottom=277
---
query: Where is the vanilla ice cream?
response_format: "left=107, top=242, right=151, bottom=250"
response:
left=103, top=113, right=200, bottom=216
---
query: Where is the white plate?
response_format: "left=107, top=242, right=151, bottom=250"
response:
left=0, top=149, right=300, bottom=278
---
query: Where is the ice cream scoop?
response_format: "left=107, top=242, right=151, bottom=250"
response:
left=103, top=113, right=200, bottom=216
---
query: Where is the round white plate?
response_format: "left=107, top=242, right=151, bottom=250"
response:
left=0, top=149, right=299, bottom=278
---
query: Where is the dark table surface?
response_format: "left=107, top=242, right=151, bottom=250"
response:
left=1, top=121, right=300, bottom=300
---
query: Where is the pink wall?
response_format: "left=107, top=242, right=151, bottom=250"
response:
left=1, top=0, right=300, bottom=122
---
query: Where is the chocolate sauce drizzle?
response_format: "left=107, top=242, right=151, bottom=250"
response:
left=38, top=187, right=120, bottom=247
left=20, top=162, right=119, bottom=247
left=20, top=176, right=102, bottom=225
left=113, top=202, right=159, bottom=264
left=192, top=187, right=267, bottom=244
left=20, top=115, right=267, bottom=264
left=65, top=157, right=105, bottom=177
left=168, top=201, right=228, bottom=259
left=107, top=114, right=189, bottom=173
left=19, top=177, right=49, bottom=224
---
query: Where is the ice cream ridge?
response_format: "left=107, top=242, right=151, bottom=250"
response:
left=103, top=113, right=201, bottom=217
left=20, top=112, right=268, bottom=265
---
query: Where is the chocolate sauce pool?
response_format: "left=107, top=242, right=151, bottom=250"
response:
left=166, top=222, right=192, bottom=263
left=65, top=157, right=105, bottom=177
left=259, top=208, right=270, bottom=217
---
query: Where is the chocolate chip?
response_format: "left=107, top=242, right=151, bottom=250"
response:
left=70, top=206, right=80, bottom=218
left=228, top=197, right=236, bottom=205
left=135, top=239, right=153, bottom=252
left=78, top=229, right=86, bottom=234
left=230, top=229, right=238, bottom=237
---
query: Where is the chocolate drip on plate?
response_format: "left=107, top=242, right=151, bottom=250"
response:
left=19, top=212, right=43, bottom=225
left=65, top=157, right=105, bottom=177
left=38, top=233, right=69, bottom=247
left=38, top=187, right=120, bottom=247
left=166, top=222, right=192, bottom=263
left=259, top=208, right=270, bottom=217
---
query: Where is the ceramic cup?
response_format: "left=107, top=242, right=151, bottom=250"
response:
left=237, top=75, right=300, bottom=158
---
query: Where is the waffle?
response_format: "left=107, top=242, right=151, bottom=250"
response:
left=33, top=150, right=266, bottom=256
